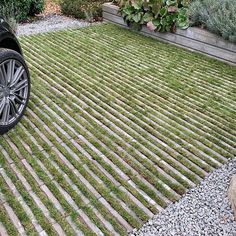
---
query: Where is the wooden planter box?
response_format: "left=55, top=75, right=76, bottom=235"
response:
left=102, top=3, right=236, bottom=65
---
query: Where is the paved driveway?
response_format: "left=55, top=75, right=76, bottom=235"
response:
left=0, top=24, right=235, bottom=235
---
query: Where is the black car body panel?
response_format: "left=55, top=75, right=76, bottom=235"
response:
left=0, top=17, right=22, bottom=54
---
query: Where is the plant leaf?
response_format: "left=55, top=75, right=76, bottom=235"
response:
left=133, top=12, right=142, bottom=23
left=160, top=7, right=167, bottom=16
left=143, top=12, right=154, bottom=22
left=147, top=21, right=157, bottom=31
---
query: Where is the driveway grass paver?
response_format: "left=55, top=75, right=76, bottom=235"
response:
left=0, top=23, right=235, bottom=235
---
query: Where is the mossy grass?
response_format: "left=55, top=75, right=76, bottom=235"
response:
left=17, top=117, right=127, bottom=235
left=23, top=30, right=235, bottom=160
left=23, top=126, right=126, bottom=234
left=26, top=63, right=182, bottom=204
left=21, top=39, right=203, bottom=185
left=0, top=140, right=58, bottom=235
left=0, top=204, right=19, bottom=235
left=0, top=23, right=233, bottom=235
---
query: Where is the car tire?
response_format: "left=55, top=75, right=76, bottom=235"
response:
left=0, top=48, right=30, bottom=135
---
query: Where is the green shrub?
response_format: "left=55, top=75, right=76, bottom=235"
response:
left=118, top=0, right=189, bottom=32
left=29, top=0, right=45, bottom=16
left=0, top=0, right=45, bottom=22
left=0, top=2, right=17, bottom=31
left=189, top=0, right=236, bottom=43
left=60, top=0, right=108, bottom=21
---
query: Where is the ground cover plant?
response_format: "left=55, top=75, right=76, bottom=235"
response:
left=60, top=0, right=109, bottom=21
left=0, top=2, right=18, bottom=31
left=118, top=0, right=189, bottom=32
left=189, top=0, right=236, bottom=43
left=0, top=24, right=235, bottom=235
left=0, top=0, right=45, bottom=22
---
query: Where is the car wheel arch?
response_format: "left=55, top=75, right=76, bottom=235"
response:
left=0, top=37, right=22, bottom=54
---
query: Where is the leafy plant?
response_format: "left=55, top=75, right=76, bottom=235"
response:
left=0, top=2, right=18, bottom=32
left=60, top=0, right=109, bottom=21
left=189, top=0, right=236, bottom=43
left=119, top=0, right=189, bottom=32
left=0, top=0, right=45, bottom=22
left=29, top=0, right=45, bottom=16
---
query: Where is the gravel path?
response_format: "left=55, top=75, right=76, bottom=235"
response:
left=17, top=15, right=94, bottom=36
left=131, top=159, right=236, bottom=236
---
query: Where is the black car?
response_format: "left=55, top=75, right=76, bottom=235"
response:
left=0, top=17, right=30, bottom=134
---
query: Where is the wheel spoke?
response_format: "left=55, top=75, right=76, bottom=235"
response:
left=0, top=64, right=7, bottom=86
left=9, top=98, right=18, bottom=117
left=14, top=93, right=25, bottom=105
left=10, top=65, right=24, bottom=88
left=14, top=79, right=28, bottom=92
left=0, top=87, right=3, bottom=99
left=1, top=100, right=10, bottom=124
left=0, top=97, right=6, bottom=114
left=7, top=60, right=15, bottom=85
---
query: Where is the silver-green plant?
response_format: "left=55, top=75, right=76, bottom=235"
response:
left=189, top=0, right=236, bottom=43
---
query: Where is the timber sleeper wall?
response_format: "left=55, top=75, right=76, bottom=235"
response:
left=102, top=3, right=236, bottom=65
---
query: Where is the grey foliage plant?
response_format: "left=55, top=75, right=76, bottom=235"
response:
left=189, top=0, right=236, bottom=43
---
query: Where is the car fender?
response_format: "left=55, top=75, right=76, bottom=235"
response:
left=0, top=18, right=22, bottom=54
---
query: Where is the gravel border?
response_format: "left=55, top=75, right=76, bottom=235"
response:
left=131, top=158, right=236, bottom=236
left=17, top=15, right=96, bottom=36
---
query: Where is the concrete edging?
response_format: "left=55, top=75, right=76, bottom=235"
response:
left=102, top=3, right=236, bottom=65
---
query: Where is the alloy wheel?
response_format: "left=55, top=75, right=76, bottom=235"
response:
left=0, top=59, right=29, bottom=126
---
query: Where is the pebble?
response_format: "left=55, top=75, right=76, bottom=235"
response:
left=130, top=158, right=236, bottom=236
left=17, top=14, right=97, bottom=36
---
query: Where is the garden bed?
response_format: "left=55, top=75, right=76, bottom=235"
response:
left=102, top=2, right=236, bottom=65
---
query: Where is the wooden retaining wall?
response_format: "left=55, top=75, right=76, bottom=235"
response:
left=102, top=3, right=236, bottom=65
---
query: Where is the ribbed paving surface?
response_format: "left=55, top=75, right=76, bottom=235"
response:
left=0, top=24, right=236, bottom=235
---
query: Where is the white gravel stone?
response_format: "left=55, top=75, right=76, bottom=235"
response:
left=131, top=158, right=236, bottom=236
left=17, top=14, right=97, bottom=36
